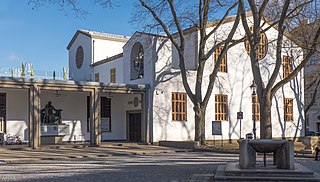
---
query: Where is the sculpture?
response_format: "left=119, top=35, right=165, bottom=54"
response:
left=41, top=101, right=62, bottom=124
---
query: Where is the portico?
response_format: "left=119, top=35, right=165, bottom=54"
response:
left=0, top=76, right=149, bottom=148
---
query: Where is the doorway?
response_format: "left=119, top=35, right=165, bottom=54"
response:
left=0, top=93, right=6, bottom=133
left=128, top=112, right=141, bottom=142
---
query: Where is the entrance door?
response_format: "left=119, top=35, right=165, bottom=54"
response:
left=0, top=93, right=6, bottom=133
left=128, top=113, right=141, bottom=142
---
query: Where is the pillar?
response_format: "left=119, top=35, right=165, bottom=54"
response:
left=90, top=88, right=101, bottom=146
left=141, top=91, right=150, bottom=144
left=29, top=85, right=41, bottom=148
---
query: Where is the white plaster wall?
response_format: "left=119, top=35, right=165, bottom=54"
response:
left=66, top=18, right=304, bottom=142
left=304, top=52, right=320, bottom=132
left=2, top=88, right=29, bottom=142
left=69, top=33, right=93, bottom=81
left=93, top=57, right=123, bottom=84
left=41, top=90, right=89, bottom=142
left=172, top=31, right=198, bottom=70
left=101, top=93, right=141, bottom=140
left=93, top=38, right=126, bottom=63
left=123, top=33, right=157, bottom=85
left=150, top=18, right=304, bottom=142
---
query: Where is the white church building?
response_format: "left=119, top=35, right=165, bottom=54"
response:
left=0, top=15, right=305, bottom=148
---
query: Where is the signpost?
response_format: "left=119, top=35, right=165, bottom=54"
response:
left=212, top=121, right=222, bottom=147
left=237, top=111, right=243, bottom=139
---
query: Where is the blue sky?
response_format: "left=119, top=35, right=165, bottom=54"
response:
left=0, top=0, right=136, bottom=73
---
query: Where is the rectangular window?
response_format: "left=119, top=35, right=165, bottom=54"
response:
left=214, top=46, right=227, bottom=72
left=95, top=73, right=100, bottom=82
left=215, top=94, right=228, bottom=121
left=172, top=92, right=187, bottom=121
left=101, top=97, right=111, bottom=132
left=283, top=56, right=293, bottom=78
left=284, top=98, right=293, bottom=121
left=252, top=96, right=260, bottom=121
left=110, top=68, right=116, bottom=83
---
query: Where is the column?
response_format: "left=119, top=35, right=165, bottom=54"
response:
left=141, top=91, right=150, bottom=144
left=29, top=85, right=41, bottom=148
left=90, top=88, right=101, bottom=146
left=94, top=88, right=101, bottom=146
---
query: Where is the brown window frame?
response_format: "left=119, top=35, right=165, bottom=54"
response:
left=110, top=68, right=116, bottom=83
left=284, top=98, right=293, bottom=122
left=252, top=96, right=260, bottom=121
left=245, top=26, right=268, bottom=60
left=172, top=92, right=187, bottom=121
left=214, top=46, right=227, bottom=72
left=215, top=94, right=228, bottom=121
left=283, top=55, right=293, bottom=78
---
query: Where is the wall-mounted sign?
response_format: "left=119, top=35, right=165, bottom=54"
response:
left=101, top=117, right=111, bottom=132
left=134, top=97, right=139, bottom=107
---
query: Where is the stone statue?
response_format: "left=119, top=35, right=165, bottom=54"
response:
left=41, top=101, right=62, bottom=124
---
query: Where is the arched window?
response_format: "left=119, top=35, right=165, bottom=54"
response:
left=76, top=46, right=84, bottom=69
left=245, top=26, right=268, bottom=60
left=130, top=42, right=144, bottom=80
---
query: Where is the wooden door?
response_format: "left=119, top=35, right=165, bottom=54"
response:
left=128, top=113, right=141, bottom=142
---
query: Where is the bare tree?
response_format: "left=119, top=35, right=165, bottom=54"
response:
left=136, top=0, right=243, bottom=145
left=239, top=0, right=320, bottom=139
left=28, top=0, right=114, bottom=19
left=305, top=68, right=320, bottom=113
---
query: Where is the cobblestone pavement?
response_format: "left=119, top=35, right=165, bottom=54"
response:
left=0, top=152, right=238, bottom=182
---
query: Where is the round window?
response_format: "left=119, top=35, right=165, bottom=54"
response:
left=76, top=46, right=84, bottom=69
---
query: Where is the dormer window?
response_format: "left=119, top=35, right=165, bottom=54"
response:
left=130, top=42, right=144, bottom=80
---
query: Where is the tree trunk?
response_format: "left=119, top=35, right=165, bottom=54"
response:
left=194, top=105, right=206, bottom=145
left=260, top=96, right=273, bottom=139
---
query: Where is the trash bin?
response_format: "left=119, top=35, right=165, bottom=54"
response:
left=0, top=133, right=4, bottom=145
left=246, top=133, right=253, bottom=140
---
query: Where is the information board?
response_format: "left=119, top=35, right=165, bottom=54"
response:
left=212, top=121, right=222, bottom=135
left=101, top=117, right=111, bottom=132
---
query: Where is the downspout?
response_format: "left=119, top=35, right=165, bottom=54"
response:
left=90, top=39, right=95, bottom=81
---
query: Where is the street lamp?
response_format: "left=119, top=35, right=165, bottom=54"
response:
left=250, top=80, right=257, bottom=140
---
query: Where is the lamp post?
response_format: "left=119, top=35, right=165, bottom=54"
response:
left=250, top=80, right=257, bottom=140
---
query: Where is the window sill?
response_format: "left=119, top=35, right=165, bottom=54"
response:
left=172, top=120, right=187, bottom=122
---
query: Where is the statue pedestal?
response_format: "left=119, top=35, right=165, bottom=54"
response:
left=40, top=124, right=69, bottom=145
left=41, top=135, right=64, bottom=145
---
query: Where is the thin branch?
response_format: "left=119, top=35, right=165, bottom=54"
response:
left=271, top=24, right=320, bottom=97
